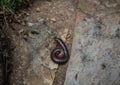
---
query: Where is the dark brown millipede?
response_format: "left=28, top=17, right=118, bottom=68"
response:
left=51, top=37, right=69, bottom=64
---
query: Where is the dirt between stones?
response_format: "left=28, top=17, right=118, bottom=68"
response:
left=0, top=0, right=76, bottom=85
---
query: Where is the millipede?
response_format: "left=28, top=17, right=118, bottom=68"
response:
left=51, top=37, right=69, bottom=64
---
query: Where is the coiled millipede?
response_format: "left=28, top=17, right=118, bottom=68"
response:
left=51, top=37, right=69, bottom=64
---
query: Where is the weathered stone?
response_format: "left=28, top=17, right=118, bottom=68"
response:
left=77, top=0, right=120, bottom=16
left=65, top=12, right=120, bottom=85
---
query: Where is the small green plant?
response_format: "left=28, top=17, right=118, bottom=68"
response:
left=0, top=0, right=27, bottom=12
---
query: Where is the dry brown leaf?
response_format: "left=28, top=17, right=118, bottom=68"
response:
left=61, top=27, right=69, bottom=41
left=50, top=18, right=56, bottom=23
left=66, top=34, right=71, bottom=40
left=18, top=29, right=24, bottom=34
left=36, top=7, right=41, bottom=12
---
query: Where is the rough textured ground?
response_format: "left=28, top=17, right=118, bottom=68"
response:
left=65, top=0, right=120, bottom=85
left=7, top=0, right=76, bottom=85
left=0, top=0, right=120, bottom=85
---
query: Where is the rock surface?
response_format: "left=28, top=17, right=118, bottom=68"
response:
left=65, top=0, right=120, bottom=85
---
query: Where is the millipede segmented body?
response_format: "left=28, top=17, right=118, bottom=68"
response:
left=51, top=37, right=69, bottom=64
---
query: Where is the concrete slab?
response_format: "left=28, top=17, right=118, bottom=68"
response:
left=65, top=1, right=120, bottom=84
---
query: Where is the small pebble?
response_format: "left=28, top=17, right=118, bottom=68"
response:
left=27, top=22, right=34, bottom=27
